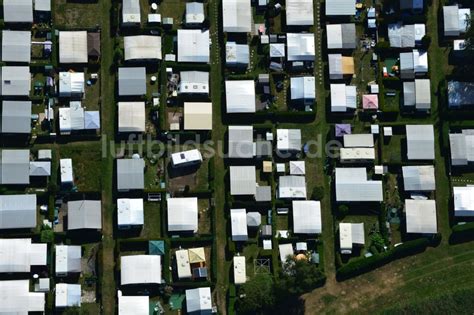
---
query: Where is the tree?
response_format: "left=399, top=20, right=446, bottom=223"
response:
left=275, top=260, right=326, bottom=298
left=337, top=204, right=349, bottom=219
left=421, top=35, right=431, bottom=49
left=113, top=47, right=123, bottom=63
left=311, top=186, right=325, bottom=200
left=236, top=273, right=276, bottom=315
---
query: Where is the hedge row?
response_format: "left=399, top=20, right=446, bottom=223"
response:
left=336, top=238, right=430, bottom=280
left=450, top=222, right=474, bottom=244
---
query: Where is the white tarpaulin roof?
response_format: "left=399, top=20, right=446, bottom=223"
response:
left=326, top=24, right=357, bottom=49
left=60, top=158, right=73, bottom=184
left=184, top=102, right=212, bottom=130
left=2, top=31, right=31, bottom=63
left=405, top=200, right=437, bottom=234
left=59, top=31, right=88, bottom=63
left=226, top=42, right=250, bottom=64
left=59, top=103, right=85, bottom=134
left=228, top=125, right=253, bottom=159
left=0, top=280, right=44, bottom=314
left=343, top=134, right=374, bottom=148
left=0, top=149, right=30, bottom=185
left=186, top=287, right=212, bottom=314
left=118, top=102, right=145, bottom=133
left=167, top=197, right=198, bottom=232
left=230, top=166, right=256, bottom=195
left=55, top=283, right=81, bottom=308
left=186, top=2, right=205, bottom=24
left=443, top=5, right=470, bottom=36
left=339, top=223, right=365, bottom=251
left=119, top=295, right=149, bottom=315
left=225, top=80, right=256, bottom=113
left=406, top=125, right=435, bottom=160
left=117, top=198, right=144, bottom=226
left=287, top=33, right=315, bottom=61
left=388, top=23, right=425, bottom=48
left=233, top=256, right=246, bottom=284
left=178, top=29, right=210, bottom=63
left=402, top=166, right=435, bottom=191
left=454, top=187, right=474, bottom=217
left=231, top=209, right=248, bottom=241
left=222, top=0, right=251, bottom=32
left=286, top=0, right=314, bottom=26
left=4, top=0, right=33, bottom=23
left=279, top=176, right=307, bottom=199
left=0, top=238, right=46, bottom=272
left=124, top=36, right=162, bottom=60
left=330, top=84, right=357, bottom=112
left=122, top=0, right=140, bottom=24
left=293, top=200, right=322, bottom=234
left=0, top=194, right=36, bottom=229
left=67, top=200, right=102, bottom=230
left=1, top=66, right=31, bottom=96
left=415, top=79, right=431, bottom=110
left=1, top=100, right=31, bottom=134
left=55, top=245, right=81, bottom=275
left=171, top=149, right=202, bottom=167
left=59, top=72, right=85, bottom=97
left=336, top=168, right=383, bottom=202
left=180, top=71, right=209, bottom=94
left=121, top=255, right=161, bottom=285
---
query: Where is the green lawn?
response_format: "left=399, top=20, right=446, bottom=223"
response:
left=54, top=0, right=102, bottom=28
left=141, top=202, right=162, bottom=239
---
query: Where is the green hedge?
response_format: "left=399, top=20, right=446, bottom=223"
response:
left=336, top=238, right=430, bottom=281
left=450, top=222, right=474, bottom=244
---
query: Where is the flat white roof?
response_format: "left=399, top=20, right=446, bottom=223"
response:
left=293, top=201, right=322, bottom=234
left=119, top=295, right=149, bottom=315
left=222, top=0, right=251, bottom=32
left=59, top=72, right=85, bottom=97
left=4, top=0, right=33, bottom=23
left=290, top=76, right=316, bottom=100
left=122, top=0, right=140, bottom=23
left=176, top=249, right=192, bottom=279
left=60, top=158, right=73, bottom=184
left=1, top=66, right=31, bottom=96
left=55, top=245, right=81, bottom=275
left=402, top=166, right=436, bottom=191
left=330, top=84, right=357, bottom=112
left=0, top=280, right=44, bottom=313
left=225, top=80, right=256, bottom=113
left=171, top=149, right=203, bottom=166
left=231, top=209, right=248, bottom=241
left=279, top=176, right=307, bottom=199
left=178, top=30, right=210, bottom=63
left=339, top=223, right=365, bottom=251
left=406, top=125, right=435, bottom=160
left=326, top=0, right=354, bottom=16
left=55, top=283, right=81, bottom=308
left=0, top=149, right=30, bottom=185
left=286, top=0, right=314, bottom=26
left=454, top=187, right=474, bottom=217
left=233, top=256, right=246, bottom=284
left=117, top=198, right=144, bottom=226
left=287, top=33, right=315, bottom=61
left=279, top=243, right=294, bottom=263
left=336, top=168, right=383, bottom=202
left=167, top=197, right=198, bottom=232
left=0, top=194, right=36, bottom=229
left=2, top=31, right=31, bottom=63
left=59, top=31, right=88, bottom=63
left=230, top=166, right=256, bottom=195
left=0, top=238, right=47, bottom=273
left=118, top=102, right=146, bottom=133
left=180, top=71, right=209, bottom=94
left=124, top=36, right=162, bottom=60
left=405, top=200, right=437, bottom=234
left=340, top=148, right=376, bottom=161
left=121, top=255, right=161, bottom=285
left=186, top=287, right=212, bottom=314
left=277, top=129, right=302, bottom=152
left=343, top=134, right=374, bottom=148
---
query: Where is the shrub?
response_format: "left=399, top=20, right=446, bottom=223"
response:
left=337, top=204, right=349, bottom=219
left=311, top=186, right=325, bottom=200
left=450, top=222, right=474, bottom=244
left=421, top=35, right=432, bottom=49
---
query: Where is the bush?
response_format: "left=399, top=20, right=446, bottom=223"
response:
left=336, top=238, right=430, bottom=280
left=421, top=35, right=432, bottom=49
left=311, top=186, right=325, bottom=200
left=337, top=204, right=349, bottom=219
left=450, top=222, right=474, bottom=244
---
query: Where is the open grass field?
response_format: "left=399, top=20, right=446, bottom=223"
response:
left=54, top=0, right=102, bottom=28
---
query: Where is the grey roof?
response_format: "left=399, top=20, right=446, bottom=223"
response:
left=67, top=200, right=102, bottom=230
left=119, top=67, right=146, bottom=96
left=1, top=101, right=31, bottom=134
left=186, top=2, right=205, bottom=24
left=246, top=212, right=262, bottom=227
left=84, top=111, right=100, bottom=130
left=255, top=186, right=272, bottom=202
left=448, top=81, right=474, bottom=108
left=326, top=0, right=354, bottom=16
left=403, top=82, right=416, bottom=106
left=335, top=168, right=383, bottom=202
left=0, top=150, right=30, bottom=185
left=402, top=166, right=436, bottom=191
left=230, top=166, right=256, bottom=195
left=415, top=79, right=431, bottom=110
left=117, top=159, right=145, bottom=190
left=255, top=141, right=272, bottom=157
left=341, top=24, right=357, bottom=48
left=4, top=0, right=33, bottom=23
left=278, top=176, right=307, bottom=199
left=443, top=5, right=460, bottom=36
left=228, top=126, right=253, bottom=158
left=29, top=161, right=51, bottom=176
left=35, top=0, right=51, bottom=11
left=225, top=42, right=250, bottom=65
left=406, top=125, right=435, bottom=160
left=401, top=0, right=423, bottom=10
left=400, top=52, right=414, bottom=72
left=0, top=66, right=31, bottom=96
left=0, top=194, right=36, bottom=229
left=2, top=31, right=31, bottom=63
left=449, top=130, right=474, bottom=166
left=388, top=23, right=415, bottom=48
left=290, top=76, right=316, bottom=100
